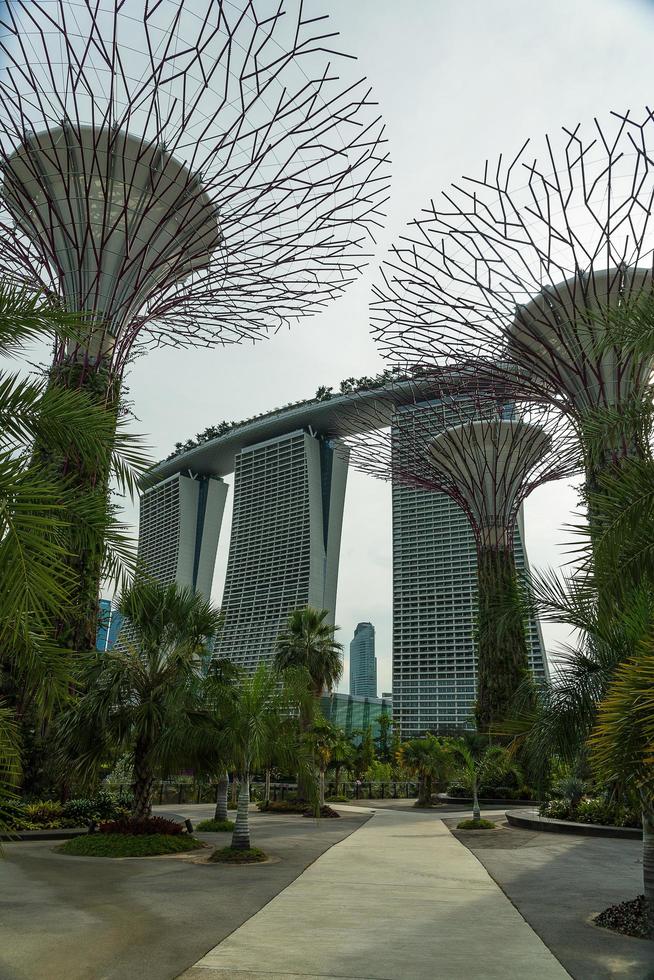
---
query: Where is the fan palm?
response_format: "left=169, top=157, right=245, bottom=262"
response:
left=398, top=734, right=454, bottom=807
left=58, top=581, right=221, bottom=817
left=275, top=607, right=343, bottom=704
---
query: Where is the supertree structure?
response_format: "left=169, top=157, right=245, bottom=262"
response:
left=342, top=381, right=574, bottom=730
left=0, top=0, right=389, bottom=650
left=372, top=110, right=654, bottom=487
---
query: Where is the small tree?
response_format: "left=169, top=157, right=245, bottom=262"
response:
left=221, top=664, right=315, bottom=851
left=451, top=734, right=522, bottom=822
left=328, top=729, right=355, bottom=797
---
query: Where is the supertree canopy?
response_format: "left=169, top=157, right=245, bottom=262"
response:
left=371, top=110, right=654, bottom=478
left=0, top=0, right=390, bottom=377
left=0, top=0, right=389, bottom=653
left=343, top=382, right=573, bottom=730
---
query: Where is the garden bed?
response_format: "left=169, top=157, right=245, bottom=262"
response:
left=57, top=833, right=204, bottom=858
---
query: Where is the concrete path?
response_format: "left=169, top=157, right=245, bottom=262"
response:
left=181, top=807, right=570, bottom=980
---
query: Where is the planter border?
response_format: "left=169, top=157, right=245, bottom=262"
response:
left=0, top=827, right=88, bottom=842
left=506, top=808, right=642, bottom=839
left=438, top=794, right=536, bottom=807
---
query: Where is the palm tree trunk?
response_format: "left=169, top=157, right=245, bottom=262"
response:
left=213, top=770, right=229, bottom=822
left=334, top=764, right=341, bottom=796
left=642, top=800, right=654, bottom=933
left=231, top=771, right=251, bottom=850
left=264, top=768, right=271, bottom=804
left=319, top=767, right=325, bottom=808
left=472, top=773, right=481, bottom=822
left=132, top=740, right=153, bottom=819
left=230, top=773, right=238, bottom=808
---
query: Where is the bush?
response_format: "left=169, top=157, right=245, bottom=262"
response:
left=58, top=834, right=202, bottom=858
left=325, top=794, right=349, bottom=803
left=98, top=816, right=184, bottom=836
left=63, top=792, right=131, bottom=825
left=257, top=800, right=307, bottom=814
left=209, top=846, right=267, bottom=864
left=539, top=796, right=641, bottom=828
left=457, top=818, right=496, bottom=830
left=195, top=819, right=234, bottom=832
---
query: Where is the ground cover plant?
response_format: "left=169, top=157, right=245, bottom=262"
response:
left=195, top=818, right=234, bottom=832
left=457, top=818, right=496, bottom=830
left=593, top=896, right=653, bottom=940
left=58, top=833, right=203, bottom=858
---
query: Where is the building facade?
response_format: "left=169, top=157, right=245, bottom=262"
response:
left=137, top=472, right=227, bottom=599
left=349, top=622, right=377, bottom=697
left=320, top=692, right=392, bottom=742
left=215, top=430, right=349, bottom=672
left=392, top=400, right=548, bottom=737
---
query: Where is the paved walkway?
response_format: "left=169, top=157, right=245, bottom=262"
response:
left=181, top=807, right=570, bottom=980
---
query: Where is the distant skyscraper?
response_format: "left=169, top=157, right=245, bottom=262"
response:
left=349, top=622, right=377, bottom=697
left=137, top=472, right=227, bottom=599
left=392, top=400, right=548, bottom=737
left=216, top=430, right=348, bottom=672
left=95, top=598, right=123, bottom=652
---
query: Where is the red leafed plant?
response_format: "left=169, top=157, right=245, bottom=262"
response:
left=98, top=816, right=184, bottom=836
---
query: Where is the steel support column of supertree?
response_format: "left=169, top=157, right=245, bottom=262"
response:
left=342, top=382, right=574, bottom=732
left=371, top=110, right=654, bottom=496
left=0, top=0, right=390, bottom=651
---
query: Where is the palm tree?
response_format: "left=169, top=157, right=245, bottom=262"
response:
left=450, top=733, right=522, bottom=822
left=275, top=607, right=343, bottom=708
left=590, top=654, right=654, bottom=932
left=276, top=607, right=343, bottom=800
left=308, top=717, right=342, bottom=808
left=59, top=581, right=221, bottom=818
left=398, top=734, right=454, bottom=807
left=328, top=728, right=355, bottom=797
left=220, top=663, right=315, bottom=850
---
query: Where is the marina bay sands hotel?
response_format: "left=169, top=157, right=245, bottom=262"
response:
left=139, top=382, right=547, bottom=736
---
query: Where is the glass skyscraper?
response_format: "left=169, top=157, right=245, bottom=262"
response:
left=349, top=622, right=377, bottom=697
left=95, top=598, right=124, bottom=652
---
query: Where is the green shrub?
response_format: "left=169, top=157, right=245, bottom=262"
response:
left=539, top=796, right=640, bottom=828
left=257, top=800, right=307, bottom=814
left=63, top=792, right=131, bottom=825
left=195, top=819, right=234, bottom=832
left=57, top=833, right=202, bottom=857
left=209, top=846, right=267, bottom=864
left=457, top=818, right=495, bottom=830
left=325, top=794, right=349, bottom=803
left=98, top=816, right=184, bottom=835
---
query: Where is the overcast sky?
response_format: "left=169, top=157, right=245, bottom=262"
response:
left=17, top=0, right=654, bottom=693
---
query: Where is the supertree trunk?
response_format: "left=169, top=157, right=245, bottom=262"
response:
left=36, top=362, right=119, bottom=654
left=475, top=545, right=530, bottom=733
left=213, top=770, right=230, bottom=822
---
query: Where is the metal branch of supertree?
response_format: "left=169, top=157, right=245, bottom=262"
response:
left=0, top=0, right=390, bottom=375
left=340, top=376, right=576, bottom=550
left=372, top=109, right=654, bottom=423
